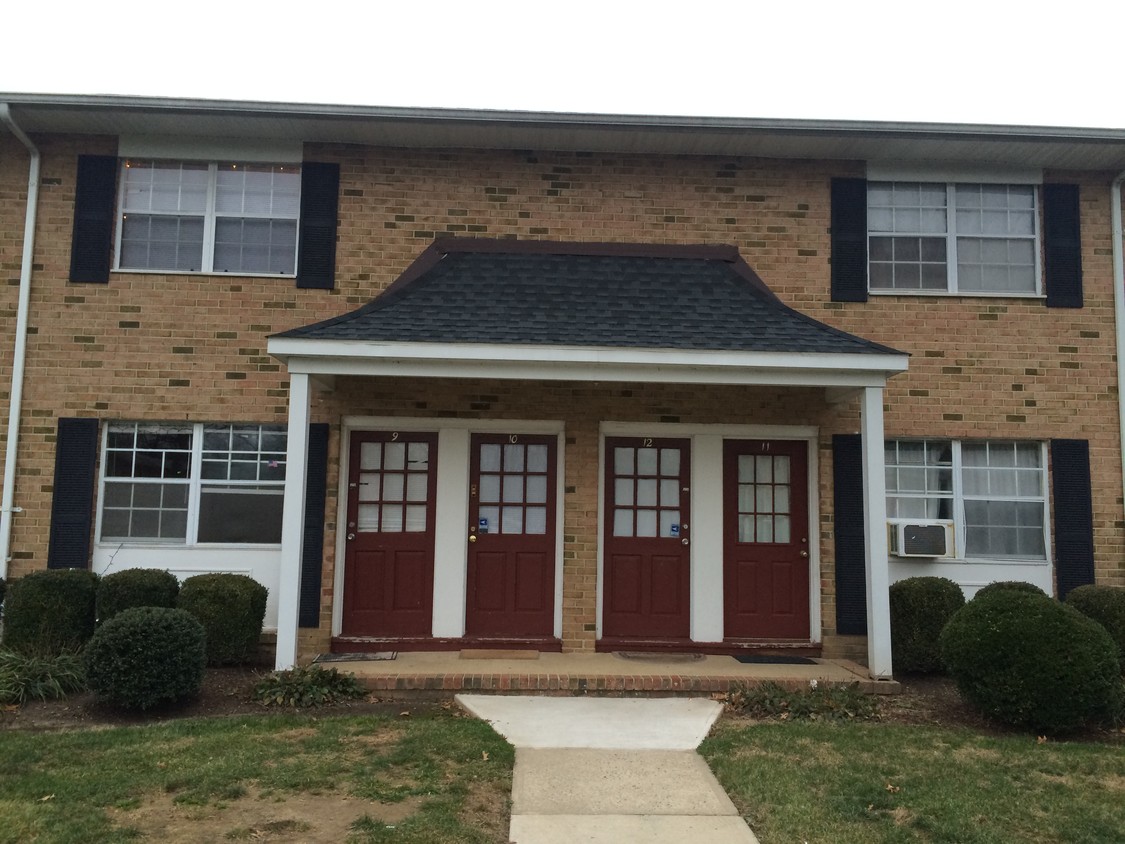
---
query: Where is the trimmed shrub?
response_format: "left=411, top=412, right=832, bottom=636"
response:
left=97, top=568, right=180, bottom=623
left=889, top=576, right=965, bottom=673
left=940, top=590, right=1123, bottom=733
left=177, top=573, right=267, bottom=666
left=252, top=664, right=368, bottom=708
left=973, top=580, right=1048, bottom=600
left=1066, top=585, right=1125, bottom=673
left=2, top=569, right=99, bottom=655
left=0, top=649, right=86, bottom=705
left=84, top=606, right=205, bottom=710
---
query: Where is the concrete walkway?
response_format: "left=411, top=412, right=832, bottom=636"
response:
left=457, top=695, right=759, bottom=844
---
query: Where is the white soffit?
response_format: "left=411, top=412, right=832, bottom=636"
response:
left=118, top=135, right=302, bottom=163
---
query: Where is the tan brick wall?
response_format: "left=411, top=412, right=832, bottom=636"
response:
left=1, top=134, right=1122, bottom=660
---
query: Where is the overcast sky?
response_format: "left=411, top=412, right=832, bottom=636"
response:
left=4, top=1, right=1122, bottom=129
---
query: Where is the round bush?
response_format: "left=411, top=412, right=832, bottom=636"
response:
left=1066, top=585, right=1125, bottom=673
left=97, top=568, right=180, bottom=623
left=177, top=574, right=267, bottom=665
left=84, top=606, right=205, bottom=710
left=889, top=576, right=965, bottom=673
left=2, top=569, right=99, bottom=655
left=940, top=590, right=1123, bottom=733
left=973, top=580, right=1047, bottom=600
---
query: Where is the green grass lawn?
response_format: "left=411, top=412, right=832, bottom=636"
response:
left=702, top=720, right=1125, bottom=844
left=0, top=709, right=514, bottom=843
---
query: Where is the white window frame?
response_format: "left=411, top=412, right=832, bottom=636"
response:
left=113, top=159, right=301, bottom=277
left=865, top=166, right=1044, bottom=298
left=885, top=439, right=1051, bottom=562
left=96, top=422, right=287, bottom=548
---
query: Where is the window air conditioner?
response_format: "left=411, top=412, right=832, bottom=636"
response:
left=887, top=519, right=954, bottom=558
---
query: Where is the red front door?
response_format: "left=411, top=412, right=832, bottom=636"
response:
left=465, top=434, right=557, bottom=638
left=723, top=440, right=810, bottom=639
left=342, top=431, right=437, bottom=637
left=602, top=437, right=691, bottom=639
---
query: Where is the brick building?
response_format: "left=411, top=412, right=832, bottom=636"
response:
left=2, top=94, right=1123, bottom=676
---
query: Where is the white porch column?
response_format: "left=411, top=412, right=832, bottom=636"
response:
left=275, top=373, right=311, bottom=670
left=860, top=385, right=893, bottom=679
left=432, top=428, right=470, bottom=637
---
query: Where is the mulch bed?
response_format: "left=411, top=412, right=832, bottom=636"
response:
left=2, top=668, right=1122, bottom=744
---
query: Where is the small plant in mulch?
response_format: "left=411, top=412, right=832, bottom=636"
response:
left=0, top=649, right=86, bottom=705
left=726, top=681, right=879, bottom=721
left=252, top=665, right=368, bottom=709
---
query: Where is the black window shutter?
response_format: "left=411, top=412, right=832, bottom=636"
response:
left=831, top=178, right=869, bottom=303
left=46, top=418, right=100, bottom=569
left=833, top=434, right=868, bottom=634
left=69, top=155, right=118, bottom=283
left=1050, top=439, right=1095, bottom=599
left=299, top=423, right=330, bottom=628
left=1043, top=184, right=1083, bottom=308
left=296, top=162, right=340, bottom=290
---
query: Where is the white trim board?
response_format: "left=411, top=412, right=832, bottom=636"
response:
left=270, top=341, right=908, bottom=387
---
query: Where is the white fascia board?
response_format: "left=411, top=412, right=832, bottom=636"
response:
left=268, top=339, right=908, bottom=386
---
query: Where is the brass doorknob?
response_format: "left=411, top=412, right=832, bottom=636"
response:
left=799, top=550, right=809, bottom=557
left=469, top=534, right=477, bottom=543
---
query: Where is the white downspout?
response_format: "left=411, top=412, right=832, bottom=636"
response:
left=1112, top=172, right=1125, bottom=519
left=0, top=104, right=40, bottom=580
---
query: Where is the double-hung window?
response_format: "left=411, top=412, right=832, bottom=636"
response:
left=117, top=160, right=301, bottom=275
left=100, top=422, right=287, bottom=545
left=885, top=439, right=1047, bottom=560
left=868, top=182, right=1039, bottom=295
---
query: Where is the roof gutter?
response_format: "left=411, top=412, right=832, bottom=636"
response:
left=1113, top=171, right=1125, bottom=522
left=0, top=104, right=40, bottom=580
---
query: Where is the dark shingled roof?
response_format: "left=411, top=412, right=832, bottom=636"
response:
left=275, top=240, right=903, bottom=356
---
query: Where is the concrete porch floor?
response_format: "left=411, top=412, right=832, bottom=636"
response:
left=326, top=651, right=899, bottom=697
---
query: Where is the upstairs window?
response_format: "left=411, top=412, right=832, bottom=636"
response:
left=116, top=160, right=301, bottom=275
left=868, top=182, right=1039, bottom=295
left=99, top=422, right=287, bottom=545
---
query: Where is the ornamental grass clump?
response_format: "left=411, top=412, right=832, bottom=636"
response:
left=1, top=569, right=99, bottom=655
left=96, top=568, right=180, bottom=623
left=84, top=606, right=205, bottom=710
left=0, top=649, right=86, bottom=705
left=889, top=576, right=965, bottom=673
left=177, top=573, right=267, bottom=666
left=940, top=589, right=1123, bottom=733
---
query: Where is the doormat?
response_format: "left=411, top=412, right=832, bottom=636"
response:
left=733, top=655, right=817, bottom=665
left=313, top=652, right=397, bottom=663
left=459, top=649, right=540, bottom=660
left=614, top=651, right=705, bottom=663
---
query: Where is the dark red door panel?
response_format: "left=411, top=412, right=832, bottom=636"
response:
left=603, top=437, right=691, bottom=639
left=723, top=440, right=810, bottom=639
left=342, top=431, right=437, bottom=637
left=466, top=434, right=557, bottom=638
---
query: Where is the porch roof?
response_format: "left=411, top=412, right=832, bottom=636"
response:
left=269, top=240, right=907, bottom=386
